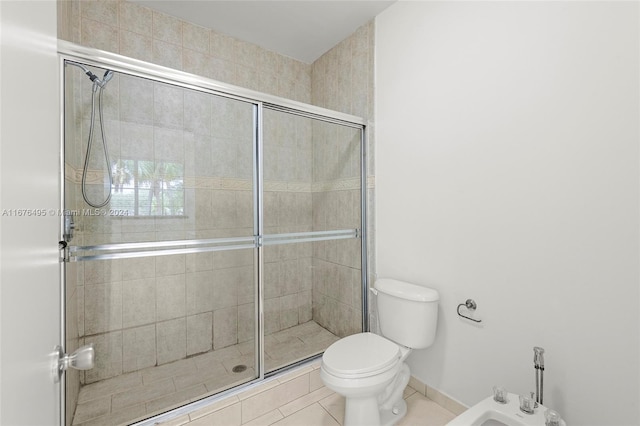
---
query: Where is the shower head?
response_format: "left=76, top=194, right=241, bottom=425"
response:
left=103, top=70, right=114, bottom=83
left=100, top=70, right=114, bottom=87
left=92, top=69, right=114, bottom=89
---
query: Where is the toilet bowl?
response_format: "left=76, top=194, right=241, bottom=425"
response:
left=446, top=392, right=566, bottom=426
left=320, top=332, right=412, bottom=426
left=321, top=279, right=439, bottom=426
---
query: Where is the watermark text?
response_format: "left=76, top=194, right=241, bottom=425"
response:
left=1, top=208, right=131, bottom=217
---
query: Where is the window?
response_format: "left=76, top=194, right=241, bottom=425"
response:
left=110, top=159, right=184, bottom=216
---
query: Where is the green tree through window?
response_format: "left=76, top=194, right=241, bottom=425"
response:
left=110, top=159, right=184, bottom=216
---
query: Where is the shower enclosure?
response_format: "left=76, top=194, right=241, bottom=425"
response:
left=61, top=44, right=366, bottom=426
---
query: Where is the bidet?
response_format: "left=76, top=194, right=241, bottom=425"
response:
left=445, top=391, right=565, bottom=426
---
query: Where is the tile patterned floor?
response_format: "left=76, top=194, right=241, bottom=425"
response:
left=172, top=379, right=457, bottom=426
left=72, top=321, right=340, bottom=426
left=270, top=386, right=457, bottom=426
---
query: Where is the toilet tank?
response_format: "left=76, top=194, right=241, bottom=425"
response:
left=375, top=278, right=439, bottom=349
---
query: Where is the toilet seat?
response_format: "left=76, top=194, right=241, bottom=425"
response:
left=322, top=332, right=401, bottom=379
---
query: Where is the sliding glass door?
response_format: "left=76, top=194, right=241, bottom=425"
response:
left=64, top=63, right=260, bottom=425
left=62, top=58, right=365, bottom=426
left=261, top=108, right=363, bottom=374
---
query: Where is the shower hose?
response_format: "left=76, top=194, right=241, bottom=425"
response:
left=81, top=80, right=113, bottom=208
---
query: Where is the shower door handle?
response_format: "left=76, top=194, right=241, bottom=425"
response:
left=52, top=344, right=95, bottom=383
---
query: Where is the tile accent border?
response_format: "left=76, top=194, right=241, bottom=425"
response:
left=66, top=164, right=375, bottom=192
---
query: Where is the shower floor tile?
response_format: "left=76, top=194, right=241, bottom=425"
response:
left=72, top=321, right=339, bottom=426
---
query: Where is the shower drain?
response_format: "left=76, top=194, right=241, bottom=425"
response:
left=232, top=364, right=247, bottom=373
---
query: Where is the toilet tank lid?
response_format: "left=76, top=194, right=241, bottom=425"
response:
left=375, top=278, right=439, bottom=302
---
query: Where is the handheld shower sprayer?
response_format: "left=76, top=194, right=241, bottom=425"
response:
left=102, top=70, right=114, bottom=86
left=533, top=346, right=545, bottom=405
left=67, top=61, right=114, bottom=208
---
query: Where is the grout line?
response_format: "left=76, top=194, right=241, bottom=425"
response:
left=319, top=399, right=342, bottom=426
left=75, top=322, right=332, bottom=425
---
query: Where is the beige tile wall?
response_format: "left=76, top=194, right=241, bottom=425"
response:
left=60, top=1, right=318, bottom=382
left=58, top=0, right=311, bottom=103
left=64, top=74, right=318, bottom=384
left=311, top=22, right=374, bottom=119
left=310, top=124, right=362, bottom=337
left=310, top=23, right=375, bottom=336
left=62, top=58, right=258, bottom=381
left=59, top=0, right=375, bottom=408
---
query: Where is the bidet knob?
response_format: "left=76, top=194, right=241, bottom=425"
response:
left=519, top=394, right=536, bottom=414
left=545, top=409, right=562, bottom=426
left=492, top=386, right=508, bottom=404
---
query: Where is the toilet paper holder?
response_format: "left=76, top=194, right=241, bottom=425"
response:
left=457, top=299, right=482, bottom=323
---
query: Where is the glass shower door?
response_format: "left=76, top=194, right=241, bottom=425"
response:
left=261, top=108, right=364, bottom=373
left=63, top=62, right=259, bottom=426
left=63, top=57, right=367, bottom=426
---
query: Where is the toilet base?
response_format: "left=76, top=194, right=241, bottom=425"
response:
left=343, top=396, right=407, bottom=426
left=380, top=398, right=407, bottom=426
left=344, top=396, right=381, bottom=426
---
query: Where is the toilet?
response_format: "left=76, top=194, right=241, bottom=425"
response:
left=320, top=278, right=439, bottom=426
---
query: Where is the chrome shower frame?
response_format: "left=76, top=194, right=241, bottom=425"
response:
left=58, top=41, right=369, bottom=426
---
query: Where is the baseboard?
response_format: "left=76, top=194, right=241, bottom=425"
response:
left=408, top=376, right=467, bottom=416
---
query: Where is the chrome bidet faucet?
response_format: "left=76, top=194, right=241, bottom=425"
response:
left=534, top=346, right=545, bottom=405
left=520, top=346, right=546, bottom=414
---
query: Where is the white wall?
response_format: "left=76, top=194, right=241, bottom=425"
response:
left=375, top=2, right=639, bottom=425
left=0, top=1, right=61, bottom=424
